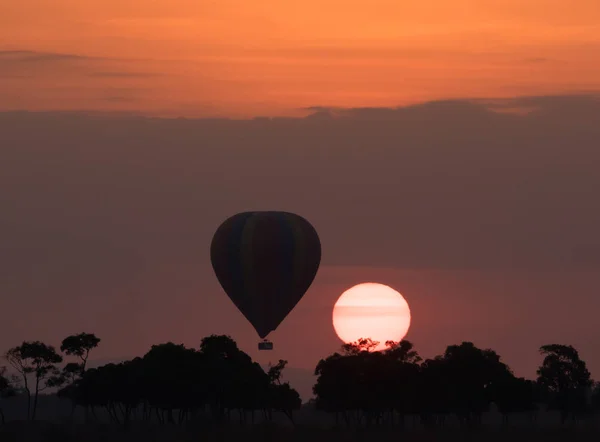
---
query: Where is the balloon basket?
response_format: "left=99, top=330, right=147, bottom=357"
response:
left=258, top=340, right=273, bottom=351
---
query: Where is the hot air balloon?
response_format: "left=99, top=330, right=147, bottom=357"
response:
left=210, top=211, right=321, bottom=350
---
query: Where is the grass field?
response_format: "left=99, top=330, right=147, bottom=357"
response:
left=1, top=421, right=600, bottom=442
left=2, top=397, right=600, bottom=442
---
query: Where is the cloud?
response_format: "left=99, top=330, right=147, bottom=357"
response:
left=1, top=93, right=599, bottom=273
left=522, top=57, right=552, bottom=64
left=99, top=86, right=153, bottom=103
left=0, top=50, right=164, bottom=100
left=303, top=99, right=494, bottom=120
left=88, top=71, right=164, bottom=78
left=0, top=50, right=101, bottom=62
left=104, top=95, right=138, bottom=102
left=0, top=73, right=32, bottom=79
left=0, top=50, right=114, bottom=79
left=305, top=94, right=600, bottom=123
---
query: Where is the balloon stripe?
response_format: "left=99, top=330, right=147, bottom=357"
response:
left=262, top=216, right=280, bottom=335
left=275, top=213, right=296, bottom=329
left=227, top=212, right=253, bottom=315
left=210, top=218, right=237, bottom=305
left=268, top=214, right=287, bottom=335
left=305, top=221, right=322, bottom=292
left=287, top=213, right=307, bottom=301
left=252, top=214, right=282, bottom=337
left=240, top=212, right=260, bottom=331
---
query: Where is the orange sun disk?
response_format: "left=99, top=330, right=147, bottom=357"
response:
left=332, top=282, right=411, bottom=351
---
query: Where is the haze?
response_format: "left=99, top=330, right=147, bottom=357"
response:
left=1, top=0, right=600, bottom=401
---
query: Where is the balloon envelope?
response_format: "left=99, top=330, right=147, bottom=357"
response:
left=210, top=211, right=321, bottom=339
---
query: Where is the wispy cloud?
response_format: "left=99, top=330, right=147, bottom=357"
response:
left=88, top=71, right=164, bottom=78
left=0, top=50, right=102, bottom=62
left=0, top=50, right=166, bottom=103
left=304, top=94, right=600, bottom=120
left=104, top=95, right=138, bottom=102
left=522, top=57, right=552, bottom=64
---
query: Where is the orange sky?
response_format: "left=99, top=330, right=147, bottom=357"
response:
left=1, top=0, right=599, bottom=116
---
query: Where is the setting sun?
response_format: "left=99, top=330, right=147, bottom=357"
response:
left=332, top=282, right=411, bottom=351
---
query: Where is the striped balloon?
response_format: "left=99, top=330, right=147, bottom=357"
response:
left=210, top=211, right=322, bottom=339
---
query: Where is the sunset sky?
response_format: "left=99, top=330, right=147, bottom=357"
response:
left=1, top=1, right=600, bottom=401
left=1, top=0, right=599, bottom=116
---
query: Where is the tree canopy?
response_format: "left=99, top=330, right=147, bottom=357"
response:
left=2, top=333, right=599, bottom=431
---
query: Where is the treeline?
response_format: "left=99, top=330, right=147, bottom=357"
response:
left=0, top=334, right=300, bottom=427
left=1, top=334, right=600, bottom=430
left=313, top=339, right=600, bottom=428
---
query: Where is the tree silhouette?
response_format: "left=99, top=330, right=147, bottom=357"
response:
left=312, top=340, right=548, bottom=430
left=314, top=338, right=423, bottom=428
left=2, top=332, right=599, bottom=432
left=591, top=382, right=600, bottom=411
left=266, top=360, right=301, bottom=422
left=60, top=332, right=101, bottom=374
left=267, top=359, right=288, bottom=385
left=139, top=342, right=203, bottom=424
left=436, top=342, right=512, bottom=427
left=537, top=344, right=593, bottom=424
left=417, top=356, right=452, bottom=428
left=49, top=334, right=301, bottom=428
left=340, top=337, right=381, bottom=355
left=384, top=340, right=422, bottom=364
left=54, top=332, right=101, bottom=419
left=485, top=374, right=539, bottom=425
left=200, top=334, right=262, bottom=421
left=4, top=341, right=63, bottom=420
left=0, top=366, right=17, bottom=425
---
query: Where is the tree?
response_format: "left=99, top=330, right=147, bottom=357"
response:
left=56, top=333, right=100, bottom=419
left=61, top=362, right=85, bottom=385
left=60, top=332, right=101, bottom=374
left=269, top=382, right=301, bottom=423
left=382, top=340, right=422, bottom=425
left=591, top=382, right=600, bottom=411
left=57, top=335, right=298, bottom=427
left=418, top=356, right=453, bottom=428
left=267, top=359, right=288, bottom=385
left=383, top=340, right=422, bottom=364
left=0, top=366, right=18, bottom=425
left=266, top=360, right=301, bottom=423
left=200, top=335, right=271, bottom=421
left=420, top=342, right=512, bottom=428
left=200, top=334, right=244, bottom=419
left=313, top=339, right=422, bottom=428
left=140, top=342, right=203, bottom=424
left=4, top=341, right=63, bottom=420
left=485, top=374, right=538, bottom=425
left=536, top=344, right=593, bottom=423
left=340, top=338, right=380, bottom=356
left=313, top=352, right=350, bottom=417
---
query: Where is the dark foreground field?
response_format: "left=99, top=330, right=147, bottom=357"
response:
left=2, top=422, right=600, bottom=442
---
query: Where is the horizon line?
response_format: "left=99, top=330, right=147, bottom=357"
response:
left=1, top=91, right=599, bottom=121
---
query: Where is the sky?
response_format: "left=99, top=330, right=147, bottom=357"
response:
left=1, top=0, right=600, bottom=401
left=1, top=0, right=599, bottom=116
left=2, top=96, right=600, bottom=400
